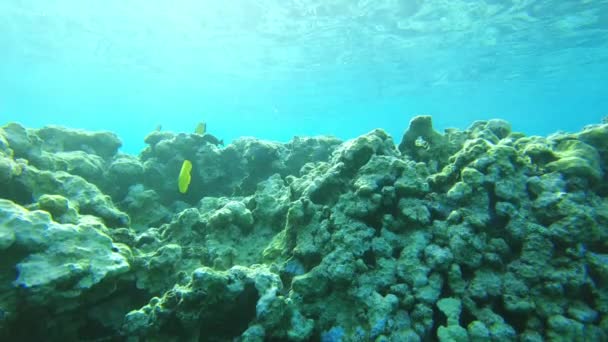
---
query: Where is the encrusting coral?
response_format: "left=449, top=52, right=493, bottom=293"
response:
left=0, top=116, right=607, bottom=341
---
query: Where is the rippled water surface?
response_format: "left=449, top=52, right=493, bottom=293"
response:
left=1, top=1, right=607, bottom=152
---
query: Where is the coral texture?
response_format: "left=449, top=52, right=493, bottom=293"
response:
left=0, top=117, right=606, bottom=341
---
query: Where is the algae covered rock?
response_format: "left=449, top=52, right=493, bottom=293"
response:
left=108, top=154, right=144, bottom=183
left=0, top=123, right=127, bottom=196
left=35, top=194, right=79, bottom=224
left=50, top=150, right=106, bottom=180
left=19, top=168, right=130, bottom=227
left=140, top=131, right=286, bottom=203
left=35, top=125, right=122, bottom=158
left=0, top=130, right=10, bottom=156
left=333, top=128, right=398, bottom=171
left=252, top=174, right=290, bottom=228
left=120, top=184, right=170, bottom=230
left=0, top=123, right=41, bottom=159
left=284, top=135, right=342, bottom=175
left=398, top=116, right=443, bottom=154
left=0, top=156, right=20, bottom=186
left=546, top=139, right=602, bottom=180
left=1, top=117, right=607, bottom=341
left=1, top=123, right=121, bottom=167
left=122, top=265, right=306, bottom=341
left=0, top=199, right=130, bottom=303
left=398, top=115, right=458, bottom=168
left=105, top=154, right=145, bottom=199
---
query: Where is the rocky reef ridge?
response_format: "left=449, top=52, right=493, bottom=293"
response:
left=0, top=116, right=607, bottom=341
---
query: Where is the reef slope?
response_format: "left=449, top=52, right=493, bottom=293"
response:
left=0, top=116, right=607, bottom=341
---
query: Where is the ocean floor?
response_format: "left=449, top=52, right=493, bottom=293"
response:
left=0, top=116, right=607, bottom=341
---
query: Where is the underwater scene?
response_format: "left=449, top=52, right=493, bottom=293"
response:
left=1, top=1, right=608, bottom=341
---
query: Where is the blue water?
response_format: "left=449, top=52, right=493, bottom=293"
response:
left=1, top=1, right=607, bottom=154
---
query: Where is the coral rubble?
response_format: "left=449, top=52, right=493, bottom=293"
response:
left=0, top=117, right=606, bottom=341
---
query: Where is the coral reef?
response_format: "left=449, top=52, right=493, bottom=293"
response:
left=0, top=116, right=607, bottom=341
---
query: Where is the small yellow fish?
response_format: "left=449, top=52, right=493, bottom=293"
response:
left=195, top=122, right=206, bottom=135
left=178, top=160, right=192, bottom=194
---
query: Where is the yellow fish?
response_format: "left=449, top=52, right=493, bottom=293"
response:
left=178, top=160, right=192, bottom=194
left=195, top=122, right=206, bottom=135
